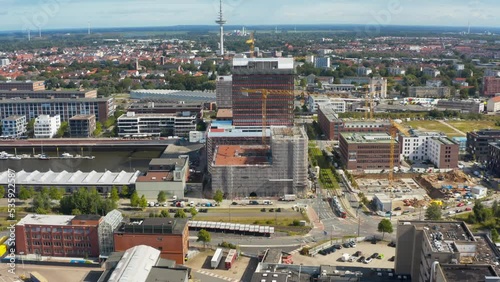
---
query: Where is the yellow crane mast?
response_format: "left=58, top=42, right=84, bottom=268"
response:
left=246, top=32, right=255, bottom=58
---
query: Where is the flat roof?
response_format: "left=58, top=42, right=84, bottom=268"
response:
left=2, top=115, right=25, bottom=121
left=318, top=104, right=340, bottom=122
left=216, top=109, right=233, bottom=119
left=149, top=157, right=187, bottom=168
left=17, top=214, right=75, bottom=226
left=432, top=137, right=459, bottom=146
left=136, top=171, right=174, bottom=182
left=69, top=114, right=95, bottom=120
left=263, top=249, right=282, bottom=264
left=340, top=132, right=395, bottom=144
left=213, top=145, right=271, bottom=166
left=440, top=264, right=498, bottom=282
left=117, top=218, right=188, bottom=235
left=232, top=57, right=294, bottom=69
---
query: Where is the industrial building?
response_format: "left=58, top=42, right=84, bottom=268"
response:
left=97, top=245, right=189, bottom=282
left=318, top=106, right=391, bottom=140
left=216, top=75, right=232, bottom=109
left=117, top=112, right=197, bottom=138
left=436, top=99, right=484, bottom=113
left=1, top=115, right=27, bottom=137
left=339, top=132, right=400, bottom=171
left=114, top=218, right=189, bottom=264
left=400, top=131, right=459, bottom=169
left=0, top=170, right=140, bottom=194
left=211, top=126, right=308, bottom=198
left=395, top=221, right=500, bottom=282
left=130, top=89, right=216, bottom=103
left=0, top=97, right=114, bottom=123
left=408, top=86, right=451, bottom=98
left=34, top=115, right=61, bottom=138
left=467, top=130, right=500, bottom=163
left=15, top=214, right=102, bottom=258
left=134, top=156, right=189, bottom=200
left=231, top=58, right=295, bottom=127
left=487, top=141, right=500, bottom=177
left=69, top=114, right=96, bottom=137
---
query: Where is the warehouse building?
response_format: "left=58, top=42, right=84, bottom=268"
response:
left=211, top=126, right=308, bottom=198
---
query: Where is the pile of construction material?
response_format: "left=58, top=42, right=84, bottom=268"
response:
left=402, top=198, right=427, bottom=208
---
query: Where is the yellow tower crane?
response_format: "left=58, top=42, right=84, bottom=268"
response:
left=388, top=120, right=411, bottom=186
left=246, top=32, right=255, bottom=58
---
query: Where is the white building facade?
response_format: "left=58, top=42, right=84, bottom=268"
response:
left=307, top=95, right=346, bottom=113
left=34, top=115, right=61, bottom=138
left=400, top=131, right=444, bottom=161
left=117, top=112, right=197, bottom=137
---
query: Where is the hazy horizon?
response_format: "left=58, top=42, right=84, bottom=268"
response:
left=0, top=0, right=498, bottom=32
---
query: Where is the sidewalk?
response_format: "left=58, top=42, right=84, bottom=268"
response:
left=306, top=205, right=324, bottom=231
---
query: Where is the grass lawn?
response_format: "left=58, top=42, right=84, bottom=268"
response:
left=447, top=120, right=500, bottom=133
left=405, top=120, right=462, bottom=137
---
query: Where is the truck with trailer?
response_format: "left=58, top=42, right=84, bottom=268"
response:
left=280, top=194, right=296, bottom=201
left=211, top=248, right=223, bottom=269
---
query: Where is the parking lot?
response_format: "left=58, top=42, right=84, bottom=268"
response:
left=292, top=241, right=396, bottom=269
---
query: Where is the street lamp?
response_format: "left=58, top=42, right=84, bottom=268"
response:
left=356, top=205, right=361, bottom=241
left=298, top=263, right=303, bottom=280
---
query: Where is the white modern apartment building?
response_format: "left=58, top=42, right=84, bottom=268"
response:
left=117, top=112, right=197, bottom=137
left=307, top=94, right=346, bottom=113
left=1, top=115, right=26, bottom=138
left=34, top=115, right=61, bottom=138
left=400, top=131, right=444, bottom=161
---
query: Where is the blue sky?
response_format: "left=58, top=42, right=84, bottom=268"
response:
left=1, top=0, right=499, bottom=31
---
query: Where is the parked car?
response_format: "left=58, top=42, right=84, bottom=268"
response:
left=358, top=256, right=365, bottom=263
left=364, top=257, right=373, bottom=264
left=389, top=256, right=395, bottom=262
left=465, top=207, right=472, bottom=211
left=394, top=207, right=402, bottom=211
left=377, top=254, right=384, bottom=259
left=388, top=242, right=396, bottom=247
left=333, top=244, right=342, bottom=250
left=371, top=253, right=379, bottom=259
left=354, top=251, right=362, bottom=257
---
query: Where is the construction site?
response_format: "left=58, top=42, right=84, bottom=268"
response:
left=211, top=126, right=308, bottom=198
left=417, top=170, right=480, bottom=199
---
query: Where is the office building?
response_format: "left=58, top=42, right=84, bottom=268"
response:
left=467, top=130, right=500, bottom=163
left=114, top=218, right=189, bottom=264
left=395, top=221, right=500, bottom=282
left=400, top=131, right=444, bottom=161
left=127, top=101, right=202, bottom=116
left=369, top=77, right=388, bottom=98
left=339, top=132, right=400, bottom=170
left=97, top=245, right=189, bottom=282
left=211, top=127, right=308, bottom=198
left=483, top=76, right=500, bottom=96
left=408, top=86, right=451, bottom=98
left=307, top=95, right=346, bottom=113
left=318, top=106, right=390, bottom=140
left=1, top=115, right=27, bottom=137
left=437, top=100, right=484, bottom=113
left=0, top=170, right=140, bottom=194
left=428, top=137, right=460, bottom=169
left=487, top=141, right=500, bottom=177
left=0, top=89, right=97, bottom=99
left=231, top=58, right=295, bottom=127
left=130, top=90, right=216, bottom=103
left=135, top=156, right=189, bottom=200
left=487, top=96, right=500, bottom=113
left=69, top=114, right=96, bottom=137
left=117, top=112, right=197, bottom=138
left=216, top=75, right=233, bottom=109
left=314, top=57, right=331, bottom=68
left=34, top=115, right=60, bottom=138
left=0, top=97, right=114, bottom=123
left=15, top=214, right=102, bottom=258
left=0, top=80, right=45, bottom=91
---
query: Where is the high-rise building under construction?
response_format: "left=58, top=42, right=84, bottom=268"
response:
left=231, top=58, right=295, bottom=127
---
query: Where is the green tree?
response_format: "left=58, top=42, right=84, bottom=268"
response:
left=93, top=122, right=103, bottom=136
left=18, top=186, right=32, bottom=200
left=157, top=191, right=167, bottom=203
left=59, top=187, right=116, bottom=215
left=48, top=187, right=64, bottom=200
left=377, top=218, right=393, bottom=240
left=174, top=209, right=187, bottom=218
left=71, top=208, right=82, bottom=215
left=32, top=192, right=52, bottom=214
left=473, top=200, right=491, bottom=223
left=491, top=229, right=499, bottom=242
left=110, top=186, right=120, bottom=202
left=425, top=203, right=442, bottom=220
left=213, top=190, right=224, bottom=205
left=56, top=121, right=69, bottom=138
left=189, top=207, right=198, bottom=217
left=160, top=210, right=170, bottom=218
left=139, top=195, right=148, bottom=209
left=120, top=185, right=129, bottom=198
left=130, top=191, right=140, bottom=207
left=0, top=185, right=5, bottom=198
left=197, top=229, right=211, bottom=248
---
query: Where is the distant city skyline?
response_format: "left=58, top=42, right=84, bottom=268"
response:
left=1, top=0, right=499, bottom=32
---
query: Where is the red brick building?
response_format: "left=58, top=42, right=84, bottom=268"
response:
left=113, top=218, right=189, bottom=264
left=339, top=132, right=400, bottom=170
left=15, top=214, right=102, bottom=258
left=483, top=76, right=500, bottom=96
